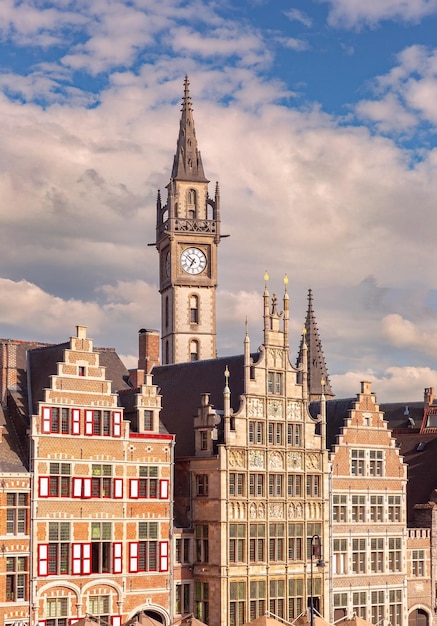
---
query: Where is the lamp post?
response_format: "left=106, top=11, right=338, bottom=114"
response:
left=310, top=534, right=325, bottom=626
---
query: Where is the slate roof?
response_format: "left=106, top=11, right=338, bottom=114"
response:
left=153, top=353, right=258, bottom=456
left=0, top=405, right=29, bottom=473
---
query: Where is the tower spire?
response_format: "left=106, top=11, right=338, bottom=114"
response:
left=171, top=76, right=208, bottom=182
left=296, top=289, right=334, bottom=401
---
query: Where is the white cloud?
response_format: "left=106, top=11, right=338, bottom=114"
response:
left=284, top=9, right=313, bottom=27
left=321, top=0, right=437, bottom=28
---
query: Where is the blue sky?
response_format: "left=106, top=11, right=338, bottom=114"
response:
left=1, top=0, right=437, bottom=401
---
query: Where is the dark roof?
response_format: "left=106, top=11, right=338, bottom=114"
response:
left=379, top=402, right=423, bottom=431
left=118, top=388, right=170, bottom=435
left=0, top=406, right=29, bottom=473
left=153, top=353, right=256, bottom=456
left=310, top=397, right=356, bottom=449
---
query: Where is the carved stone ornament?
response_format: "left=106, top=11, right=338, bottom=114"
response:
left=247, top=397, right=264, bottom=417
left=268, top=451, right=284, bottom=470
left=268, top=503, right=284, bottom=519
left=287, top=401, right=302, bottom=421
left=268, top=400, right=283, bottom=419
left=305, top=453, right=319, bottom=470
left=250, top=503, right=257, bottom=519
left=287, top=451, right=302, bottom=470
left=258, top=503, right=265, bottom=519
left=249, top=450, right=265, bottom=469
left=268, top=348, right=283, bottom=368
left=228, top=449, right=245, bottom=467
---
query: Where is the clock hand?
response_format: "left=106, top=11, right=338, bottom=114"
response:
left=189, top=256, right=196, bottom=266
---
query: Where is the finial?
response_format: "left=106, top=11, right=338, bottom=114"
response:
left=284, top=274, right=288, bottom=289
left=245, top=316, right=249, bottom=337
left=302, top=327, right=307, bottom=336
left=321, top=378, right=325, bottom=388
left=225, top=365, right=230, bottom=387
left=264, top=271, right=269, bottom=284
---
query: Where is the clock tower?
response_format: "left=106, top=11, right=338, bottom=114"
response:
left=156, top=77, right=221, bottom=364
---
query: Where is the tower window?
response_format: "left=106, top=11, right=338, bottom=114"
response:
left=190, top=339, right=199, bottom=362
left=190, top=295, right=199, bottom=324
left=187, top=189, right=197, bottom=218
left=165, top=340, right=169, bottom=365
left=165, top=296, right=169, bottom=328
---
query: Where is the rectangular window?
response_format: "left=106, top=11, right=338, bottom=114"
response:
left=200, top=431, right=208, bottom=450
left=388, top=495, right=401, bottom=522
left=369, top=450, right=383, bottom=476
left=370, top=495, right=384, bottom=522
left=351, top=449, right=365, bottom=475
left=48, top=463, right=71, bottom=497
left=47, top=522, right=70, bottom=575
left=353, top=591, right=368, bottom=620
left=230, top=581, right=246, bottom=626
left=388, top=538, right=402, bottom=572
left=334, top=593, right=348, bottom=623
left=289, top=578, right=304, bottom=620
left=352, top=538, right=366, bottom=574
left=249, top=474, right=265, bottom=497
left=268, top=372, right=282, bottom=395
left=288, top=474, right=302, bottom=497
left=269, top=523, right=285, bottom=561
left=269, top=579, right=285, bottom=619
left=371, top=590, right=385, bottom=625
left=268, top=422, right=283, bottom=446
left=196, top=474, right=209, bottom=496
left=412, top=549, right=425, bottom=576
left=176, top=583, right=191, bottom=615
left=91, top=522, right=112, bottom=574
left=6, top=556, right=28, bottom=601
left=268, top=474, right=283, bottom=497
left=229, top=473, right=245, bottom=497
left=333, top=495, right=347, bottom=522
left=249, top=421, right=264, bottom=444
left=370, top=538, right=384, bottom=573
left=287, top=424, right=301, bottom=446
left=306, top=474, right=320, bottom=498
left=89, top=596, right=110, bottom=624
left=6, top=493, right=28, bottom=534
left=249, top=524, right=265, bottom=562
left=249, top=580, right=266, bottom=621
left=288, top=523, right=303, bottom=561
left=144, top=410, right=153, bottom=431
left=91, top=464, right=112, bottom=498
left=196, top=582, right=209, bottom=624
left=229, top=524, right=246, bottom=563
left=333, top=539, right=347, bottom=574
left=351, top=495, right=366, bottom=522
left=46, top=597, right=68, bottom=626
left=389, top=589, right=402, bottom=626
left=133, top=466, right=159, bottom=499
left=195, top=525, right=209, bottom=563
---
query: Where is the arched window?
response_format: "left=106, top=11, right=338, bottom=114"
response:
left=165, top=297, right=169, bottom=329
left=190, top=339, right=199, bottom=362
left=187, top=189, right=197, bottom=219
left=190, top=295, right=199, bottom=324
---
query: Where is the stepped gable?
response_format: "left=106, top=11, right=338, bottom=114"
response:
left=153, top=352, right=260, bottom=456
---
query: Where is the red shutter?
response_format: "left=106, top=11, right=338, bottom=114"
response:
left=82, top=543, right=91, bottom=574
left=114, top=478, right=123, bottom=499
left=159, top=479, right=169, bottom=499
left=38, top=621, right=47, bottom=626
left=159, top=541, right=169, bottom=572
left=129, top=478, right=139, bottom=499
left=85, top=410, right=93, bottom=435
left=73, top=478, right=83, bottom=498
left=82, top=477, right=91, bottom=498
left=112, top=411, right=122, bottom=437
left=72, top=409, right=80, bottom=435
left=39, top=476, right=49, bottom=497
left=38, top=544, right=49, bottom=576
left=113, top=542, right=122, bottom=574
left=129, top=542, right=138, bottom=573
left=42, top=407, right=51, bottom=433
left=72, top=543, right=82, bottom=574
left=111, top=617, right=122, bottom=626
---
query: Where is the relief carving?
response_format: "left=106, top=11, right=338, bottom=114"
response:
left=287, top=401, right=302, bottom=421
left=247, top=397, right=264, bottom=417
left=228, top=449, right=245, bottom=467
left=268, top=400, right=283, bottom=419
left=269, top=451, right=284, bottom=470
left=249, top=450, right=265, bottom=469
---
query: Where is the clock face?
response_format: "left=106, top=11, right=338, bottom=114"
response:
left=180, top=247, right=207, bottom=275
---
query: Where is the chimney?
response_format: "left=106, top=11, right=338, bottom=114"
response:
left=138, top=329, right=160, bottom=374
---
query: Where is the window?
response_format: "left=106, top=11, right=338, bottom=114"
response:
left=249, top=580, right=266, bottom=621
left=89, top=595, right=110, bottom=625
left=249, top=474, right=265, bottom=497
left=352, top=538, right=366, bottom=573
left=138, top=466, right=158, bottom=498
left=229, top=473, right=245, bottom=496
left=48, top=522, right=70, bottom=575
left=6, top=493, right=28, bottom=534
left=351, top=495, right=365, bottom=522
left=333, top=539, right=347, bottom=574
left=195, top=525, right=209, bottom=562
left=144, top=410, right=153, bottom=431
left=351, top=449, right=365, bottom=475
left=371, top=590, right=385, bottom=625
left=353, top=591, right=368, bottom=620
left=229, top=524, right=246, bottom=562
left=176, top=583, right=191, bottom=615
left=136, top=521, right=158, bottom=572
left=388, top=495, right=401, bottom=522
left=187, top=188, right=197, bottom=208
left=200, top=430, right=208, bottom=450
left=268, top=422, right=283, bottom=445
left=269, top=579, right=285, bottom=619
left=334, top=593, right=348, bottom=622
left=288, top=523, right=303, bottom=561
left=370, top=538, right=384, bottom=573
left=84, top=409, right=121, bottom=437
left=249, top=524, right=265, bottom=562
left=288, top=474, right=302, bottom=497
left=388, top=538, right=402, bottom=572
left=370, top=495, right=384, bottom=522
left=6, top=556, right=27, bottom=601
left=46, top=598, right=68, bottom=626
left=91, top=464, right=112, bottom=498
left=268, top=474, right=283, bottom=497
left=369, top=450, right=383, bottom=476
left=91, top=522, right=112, bottom=573
left=196, top=582, right=209, bottom=624
left=49, top=463, right=71, bottom=497
left=249, top=421, right=264, bottom=444
left=306, top=475, right=320, bottom=498
left=412, top=549, right=425, bottom=576
left=230, top=581, right=246, bottom=626
left=287, top=424, right=301, bottom=446
left=190, top=339, right=199, bottom=362
left=333, top=495, right=347, bottom=522
left=190, top=295, right=199, bottom=324
left=289, top=578, right=304, bottom=620
left=176, top=538, right=190, bottom=563
left=78, top=366, right=86, bottom=376
left=196, top=474, right=209, bottom=496
left=269, top=523, right=285, bottom=561
left=268, top=372, right=283, bottom=395
left=389, top=589, right=402, bottom=626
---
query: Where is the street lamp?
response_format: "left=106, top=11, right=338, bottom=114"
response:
left=310, top=534, right=325, bottom=626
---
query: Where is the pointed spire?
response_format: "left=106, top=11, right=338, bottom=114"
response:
left=171, top=76, right=208, bottom=182
left=296, top=289, right=334, bottom=401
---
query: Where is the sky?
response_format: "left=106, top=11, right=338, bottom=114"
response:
left=1, top=0, right=437, bottom=403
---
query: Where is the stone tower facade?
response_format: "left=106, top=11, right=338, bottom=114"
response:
left=155, top=77, right=221, bottom=365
